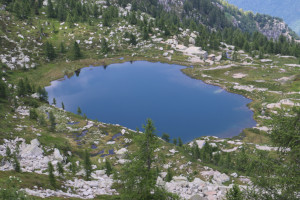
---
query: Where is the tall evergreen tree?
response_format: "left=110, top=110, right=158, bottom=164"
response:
left=161, top=133, right=170, bottom=142
left=48, top=162, right=57, bottom=189
left=105, top=159, right=112, bottom=176
left=117, top=119, right=175, bottom=199
left=178, top=137, right=183, bottom=147
left=49, top=111, right=56, bottom=132
left=47, top=0, right=55, bottom=18
left=0, top=80, right=7, bottom=99
left=73, top=41, right=81, bottom=60
left=57, top=162, right=64, bottom=177
left=13, top=154, right=21, bottom=173
left=45, top=41, right=56, bottom=61
left=101, top=38, right=109, bottom=54
left=77, top=106, right=82, bottom=115
left=84, top=150, right=92, bottom=181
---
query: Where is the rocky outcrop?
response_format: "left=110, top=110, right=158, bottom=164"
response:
left=159, top=175, right=232, bottom=200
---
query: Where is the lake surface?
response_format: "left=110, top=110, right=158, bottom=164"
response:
left=46, top=61, right=256, bottom=142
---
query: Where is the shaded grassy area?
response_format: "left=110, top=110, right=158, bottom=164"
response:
left=0, top=171, right=62, bottom=190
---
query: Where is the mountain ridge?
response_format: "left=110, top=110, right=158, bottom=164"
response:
left=225, top=0, right=300, bottom=36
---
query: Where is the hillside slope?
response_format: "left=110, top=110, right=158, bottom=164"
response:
left=225, top=0, right=300, bottom=36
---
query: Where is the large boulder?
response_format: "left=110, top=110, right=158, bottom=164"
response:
left=189, top=37, right=196, bottom=45
left=116, top=148, right=128, bottom=159
left=20, top=139, right=43, bottom=158
left=156, top=176, right=166, bottom=187
left=53, top=148, right=64, bottom=161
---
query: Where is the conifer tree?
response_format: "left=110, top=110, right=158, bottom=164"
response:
left=52, top=98, right=56, bottom=106
left=129, top=34, right=137, bottom=45
left=226, top=184, right=243, bottom=200
left=178, top=137, right=183, bottom=147
left=77, top=107, right=82, bottom=115
left=73, top=41, right=81, bottom=60
left=191, top=141, right=200, bottom=160
left=173, top=138, right=177, bottom=146
left=84, top=150, right=92, bottom=181
left=61, top=102, right=65, bottom=110
left=0, top=80, right=7, bottom=99
left=101, top=38, right=109, bottom=54
left=66, top=12, right=74, bottom=28
left=37, top=86, right=48, bottom=101
left=17, top=79, right=25, bottom=97
left=57, top=162, right=64, bottom=177
left=6, top=146, right=11, bottom=158
left=165, top=168, right=173, bottom=182
left=60, top=42, right=65, bottom=54
left=13, top=154, right=21, bottom=173
left=105, top=159, right=112, bottom=176
left=143, top=26, right=149, bottom=40
left=117, top=119, right=166, bottom=199
left=45, top=41, right=56, bottom=61
left=161, top=133, right=170, bottom=142
left=47, top=0, right=55, bottom=18
left=48, top=162, right=57, bottom=189
left=30, top=109, right=38, bottom=120
left=49, top=111, right=56, bottom=132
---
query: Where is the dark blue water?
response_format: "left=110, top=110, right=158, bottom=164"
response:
left=46, top=61, right=256, bottom=142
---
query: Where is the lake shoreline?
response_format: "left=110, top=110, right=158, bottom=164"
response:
left=45, top=59, right=257, bottom=142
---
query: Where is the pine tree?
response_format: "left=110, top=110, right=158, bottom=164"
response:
left=57, top=162, right=64, bottom=177
left=77, top=107, right=82, bottom=115
left=48, top=162, right=57, bottom=189
left=178, top=137, right=183, bottom=147
left=117, top=119, right=170, bottom=199
left=0, top=80, right=7, bottom=99
left=84, top=150, right=92, bottom=181
left=30, top=109, right=38, bottom=120
left=226, top=184, right=243, bottom=200
left=45, top=41, right=56, bottom=61
left=60, top=42, right=65, bottom=54
left=61, top=102, right=65, bottom=110
left=165, top=168, right=173, bottom=182
left=52, top=98, right=56, bottom=106
left=73, top=41, right=81, bottom=60
left=105, top=159, right=112, bottom=176
left=161, top=133, right=170, bottom=142
left=173, top=138, right=177, bottom=146
left=13, top=154, right=21, bottom=173
left=221, top=51, right=227, bottom=60
left=24, top=77, right=32, bottom=95
left=66, top=12, right=74, bottom=28
left=17, top=79, right=25, bottom=97
left=37, top=87, right=48, bottom=101
left=142, top=26, right=149, bottom=40
left=191, top=141, right=200, bottom=160
left=38, top=114, right=47, bottom=127
left=129, top=34, right=137, bottom=45
left=93, top=4, right=99, bottom=18
left=47, top=0, right=55, bottom=18
left=6, top=146, right=11, bottom=158
left=70, top=160, right=77, bottom=176
left=49, top=111, right=56, bottom=132
left=101, top=38, right=109, bottom=54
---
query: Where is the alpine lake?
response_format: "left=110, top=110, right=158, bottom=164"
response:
left=46, top=61, right=256, bottom=143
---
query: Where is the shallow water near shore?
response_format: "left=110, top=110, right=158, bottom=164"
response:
left=46, top=61, right=256, bottom=142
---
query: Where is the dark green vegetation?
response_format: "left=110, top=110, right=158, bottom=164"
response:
left=115, top=119, right=179, bottom=200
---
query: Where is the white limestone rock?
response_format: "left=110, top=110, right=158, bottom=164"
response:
left=53, top=148, right=64, bottom=161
